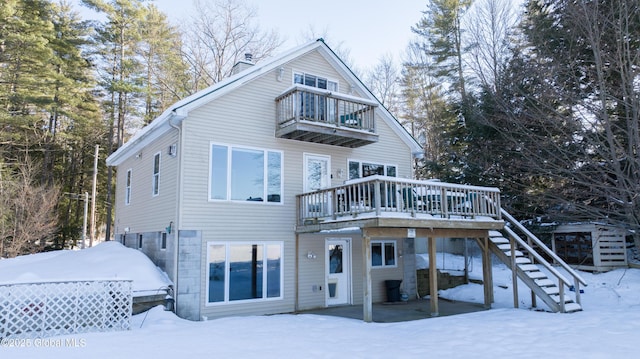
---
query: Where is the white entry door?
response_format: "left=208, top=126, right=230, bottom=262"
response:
left=304, top=154, right=331, bottom=192
left=304, top=154, right=331, bottom=216
left=326, top=238, right=351, bottom=306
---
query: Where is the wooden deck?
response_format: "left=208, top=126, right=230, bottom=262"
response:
left=296, top=177, right=505, bottom=322
left=296, top=176, right=504, bottom=233
left=295, top=178, right=588, bottom=321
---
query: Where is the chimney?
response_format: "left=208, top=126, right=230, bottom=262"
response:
left=231, top=53, right=255, bottom=76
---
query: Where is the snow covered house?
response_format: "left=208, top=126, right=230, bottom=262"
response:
left=106, top=39, right=586, bottom=321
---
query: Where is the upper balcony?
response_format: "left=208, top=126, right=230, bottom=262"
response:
left=275, top=85, right=379, bottom=148
left=296, top=176, right=504, bottom=233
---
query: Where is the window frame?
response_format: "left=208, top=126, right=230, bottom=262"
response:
left=371, top=240, right=397, bottom=268
left=208, top=143, right=283, bottom=204
left=205, top=241, right=284, bottom=305
left=293, top=71, right=338, bottom=90
left=160, top=232, right=167, bottom=250
left=125, top=169, right=132, bottom=205
left=347, top=159, right=397, bottom=180
left=152, top=152, right=161, bottom=197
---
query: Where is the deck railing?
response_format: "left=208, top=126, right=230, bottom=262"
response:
left=276, top=85, right=377, bottom=132
left=500, top=209, right=588, bottom=310
left=297, top=176, right=502, bottom=226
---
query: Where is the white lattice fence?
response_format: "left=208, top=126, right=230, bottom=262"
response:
left=0, top=280, right=132, bottom=339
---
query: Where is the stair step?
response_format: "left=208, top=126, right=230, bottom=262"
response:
left=564, top=303, right=582, bottom=312
left=526, top=271, right=547, bottom=279
left=505, top=250, right=524, bottom=257
left=550, top=294, right=573, bottom=303
left=491, top=237, right=509, bottom=245
left=515, top=257, right=531, bottom=264
left=535, top=278, right=555, bottom=287
left=489, top=230, right=503, bottom=237
left=518, top=264, right=539, bottom=272
left=497, top=244, right=512, bottom=251
left=543, top=286, right=560, bottom=295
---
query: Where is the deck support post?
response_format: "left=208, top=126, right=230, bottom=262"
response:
left=481, top=236, right=493, bottom=309
left=510, top=235, right=518, bottom=309
left=363, top=229, right=373, bottom=322
left=428, top=236, right=439, bottom=316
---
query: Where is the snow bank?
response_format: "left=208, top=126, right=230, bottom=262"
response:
left=0, top=241, right=172, bottom=295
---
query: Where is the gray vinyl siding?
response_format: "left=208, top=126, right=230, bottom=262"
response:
left=297, top=233, right=406, bottom=310
left=179, top=49, right=414, bottom=318
left=296, top=233, right=327, bottom=310
left=113, top=130, right=179, bottom=286
left=113, top=47, right=414, bottom=319
left=113, top=130, right=179, bottom=235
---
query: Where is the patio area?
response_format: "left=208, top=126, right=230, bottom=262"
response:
left=297, top=298, right=488, bottom=323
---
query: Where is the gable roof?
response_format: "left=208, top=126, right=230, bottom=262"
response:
left=106, top=39, right=421, bottom=166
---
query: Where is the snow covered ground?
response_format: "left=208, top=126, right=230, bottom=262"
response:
left=2, top=243, right=639, bottom=358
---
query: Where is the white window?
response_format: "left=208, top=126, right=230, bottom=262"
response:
left=294, top=72, right=338, bottom=90
left=152, top=152, right=160, bottom=196
left=125, top=169, right=132, bottom=205
left=348, top=160, right=397, bottom=180
left=209, top=144, right=282, bottom=203
left=206, top=242, right=283, bottom=304
left=371, top=240, right=397, bottom=268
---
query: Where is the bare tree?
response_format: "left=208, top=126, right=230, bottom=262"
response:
left=464, top=0, right=519, bottom=93
left=365, top=53, right=401, bottom=117
left=401, top=42, right=455, bottom=179
left=0, top=161, right=59, bottom=258
left=181, top=0, right=282, bottom=91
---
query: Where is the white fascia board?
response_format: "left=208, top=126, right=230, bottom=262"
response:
left=106, top=117, right=175, bottom=166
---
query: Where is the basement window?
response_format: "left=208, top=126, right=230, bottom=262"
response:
left=371, top=240, right=396, bottom=268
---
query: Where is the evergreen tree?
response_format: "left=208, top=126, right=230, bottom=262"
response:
left=0, top=0, right=57, bottom=160
left=82, top=0, right=147, bottom=241
left=408, top=0, right=473, bottom=182
left=49, top=1, right=103, bottom=249
left=138, top=3, right=190, bottom=124
left=0, top=0, right=102, bottom=251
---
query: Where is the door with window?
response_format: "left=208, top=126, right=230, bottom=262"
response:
left=304, top=154, right=331, bottom=216
left=295, top=73, right=338, bottom=122
left=326, top=238, right=351, bottom=306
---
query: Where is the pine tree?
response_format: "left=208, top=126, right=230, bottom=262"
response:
left=0, top=0, right=57, bottom=160
left=408, top=0, right=473, bottom=182
left=49, top=1, right=103, bottom=249
left=139, top=4, right=190, bottom=124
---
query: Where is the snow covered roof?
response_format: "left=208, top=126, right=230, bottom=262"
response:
left=0, top=241, right=172, bottom=296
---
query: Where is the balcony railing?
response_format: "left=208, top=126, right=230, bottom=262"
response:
left=275, top=85, right=378, bottom=147
left=297, top=176, right=502, bottom=227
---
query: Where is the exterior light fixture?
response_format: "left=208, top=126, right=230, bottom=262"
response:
left=277, top=67, right=285, bottom=82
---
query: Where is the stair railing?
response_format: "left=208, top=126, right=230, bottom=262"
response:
left=501, top=209, right=588, bottom=307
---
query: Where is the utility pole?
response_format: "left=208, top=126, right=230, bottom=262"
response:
left=90, top=145, right=99, bottom=247
left=82, top=192, right=88, bottom=249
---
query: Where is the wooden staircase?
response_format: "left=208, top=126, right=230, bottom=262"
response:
left=489, top=209, right=588, bottom=313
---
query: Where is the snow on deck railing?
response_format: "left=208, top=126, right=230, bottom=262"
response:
left=297, top=175, right=501, bottom=225
left=0, top=279, right=132, bottom=339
